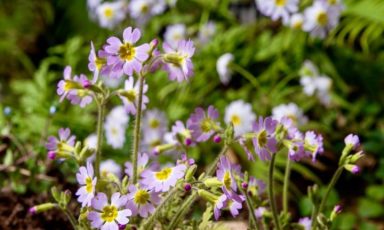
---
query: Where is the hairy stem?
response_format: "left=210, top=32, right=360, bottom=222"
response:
left=63, top=208, right=78, bottom=230
left=312, top=166, right=344, bottom=229
left=95, top=99, right=105, bottom=179
left=140, top=186, right=180, bottom=230
left=241, top=187, right=260, bottom=230
left=132, top=73, right=145, bottom=184
left=282, top=157, right=292, bottom=213
left=166, top=145, right=229, bottom=230
left=268, top=153, right=281, bottom=230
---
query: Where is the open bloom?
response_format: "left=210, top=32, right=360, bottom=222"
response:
left=290, top=13, right=304, bottom=29
left=57, top=66, right=81, bottom=102
left=171, top=120, right=193, bottom=146
left=225, top=100, right=256, bottom=136
left=101, top=160, right=122, bottom=178
left=256, top=0, right=299, bottom=24
left=163, top=24, right=186, bottom=47
left=105, top=118, right=127, bottom=149
left=216, top=156, right=242, bottom=202
left=67, top=74, right=93, bottom=107
left=252, top=117, right=278, bottom=161
left=198, top=21, right=216, bottom=44
left=88, top=193, right=132, bottom=230
left=272, top=103, right=307, bottom=126
left=88, top=41, right=107, bottom=82
left=125, top=153, right=149, bottom=178
left=213, top=194, right=228, bottom=220
left=76, top=162, right=97, bottom=207
left=104, top=27, right=150, bottom=77
left=304, top=131, right=324, bottom=161
left=126, top=185, right=161, bottom=217
left=129, top=0, right=166, bottom=24
left=303, top=1, right=341, bottom=38
left=140, top=164, right=187, bottom=192
left=96, top=1, right=126, bottom=29
left=187, top=105, right=220, bottom=142
left=162, top=39, right=195, bottom=82
left=344, top=134, right=360, bottom=150
left=216, top=53, right=234, bottom=85
left=46, top=128, right=76, bottom=159
left=119, top=76, right=149, bottom=115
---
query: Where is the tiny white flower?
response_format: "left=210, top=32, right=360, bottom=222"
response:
left=164, top=24, right=186, bottom=47
left=198, top=21, right=216, bottom=44
left=272, top=103, right=308, bottom=125
left=107, top=106, right=130, bottom=126
left=216, top=53, right=234, bottom=85
left=101, top=159, right=122, bottom=178
left=289, top=13, right=304, bottom=29
left=96, top=1, right=126, bottom=29
left=224, top=100, right=256, bottom=136
left=104, top=118, right=127, bottom=149
left=129, top=0, right=166, bottom=24
left=257, top=0, right=299, bottom=24
left=303, top=1, right=340, bottom=38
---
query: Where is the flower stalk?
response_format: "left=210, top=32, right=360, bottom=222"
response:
left=132, top=72, right=145, bottom=184
left=283, top=157, right=292, bottom=214
left=94, top=98, right=106, bottom=179
left=268, top=153, right=281, bottom=230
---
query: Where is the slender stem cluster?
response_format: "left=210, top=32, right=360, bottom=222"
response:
left=283, top=157, right=292, bottom=214
left=95, top=99, right=106, bottom=179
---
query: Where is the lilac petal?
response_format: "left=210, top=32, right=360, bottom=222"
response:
left=116, top=209, right=132, bottom=225
left=123, top=27, right=133, bottom=43
left=88, top=211, right=103, bottom=228
left=101, top=221, right=118, bottom=230
left=92, top=193, right=108, bottom=211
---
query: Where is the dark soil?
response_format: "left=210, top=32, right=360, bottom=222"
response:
left=0, top=191, right=72, bottom=230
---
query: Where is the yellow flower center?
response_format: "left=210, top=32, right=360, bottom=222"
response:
left=317, top=11, right=328, bottom=26
left=95, top=57, right=106, bottom=70
left=57, top=141, right=74, bottom=153
left=155, top=167, right=172, bottom=181
left=292, top=21, right=303, bottom=29
left=103, top=7, right=114, bottom=19
left=85, top=177, right=93, bottom=193
left=163, top=53, right=184, bottom=67
left=275, top=0, right=286, bottom=6
left=63, top=81, right=78, bottom=92
left=230, top=115, right=241, bottom=126
left=119, top=43, right=136, bottom=61
left=134, top=189, right=150, bottom=205
left=257, top=130, right=268, bottom=147
left=149, top=119, right=160, bottom=129
left=124, top=90, right=137, bottom=102
left=141, top=4, right=149, bottom=13
left=77, top=89, right=88, bottom=98
left=111, top=127, right=119, bottom=136
left=223, top=171, right=232, bottom=189
left=200, top=118, right=213, bottom=133
left=328, top=0, right=336, bottom=5
left=101, top=205, right=118, bottom=222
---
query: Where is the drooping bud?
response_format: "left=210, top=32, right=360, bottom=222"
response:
left=185, top=164, right=197, bottom=182
left=241, top=182, right=248, bottom=189
left=152, top=143, right=175, bottom=155
left=29, top=203, right=57, bottom=214
left=330, top=204, right=342, bottom=221
left=185, top=138, right=192, bottom=146
left=47, top=151, right=56, bottom=160
left=344, top=164, right=360, bottom=174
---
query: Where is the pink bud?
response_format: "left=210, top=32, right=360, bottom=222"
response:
left=29, top=207, right=37, bottom=215
left=150, top=39, right=159, bottom=48
left=47, top=151, right=56, bottom=160
left=352, top=165, right=360, bottom=174
left=241, top=182, right=248, bottom=189
left=152, top=147, right=160, bottom=156
left=184, top=183, right=192, bottom=192
left=213, top=135, right=221, bottom=143
left=185, top=138, right=192, bottom=146
left=82, top=79, right=91, bottom=88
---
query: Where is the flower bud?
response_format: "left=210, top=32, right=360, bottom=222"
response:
left=184, top=183, right=192, bottom=192
left=197, top=189, right=218, bottom=203
left=330, top=204, right=342, bottom=221
left=203, top=177, right=223, bottom=188
left=241, top=182, right=248, bottom=189
left=184, top=138, right=192, bottom=146
left=81, top=79, right=91, bottom=88
left=185, top=165, right=197, bottom=182
left=344, top=164, right=360, bottom=174
left=213, top=135, right=221, bottom=143
left=51, top=186, right=61, bottom=202
left=47, top=151, right=56, bottom=160
left=350, top=151, right=364, bottom=163
left=63, top=190, right=72, bottom=205
left=29, top=203, right=57, bottom=214
left=152, top=143, right=175, bottom=155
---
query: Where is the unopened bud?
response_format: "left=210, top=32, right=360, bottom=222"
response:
left=344, top=164, right=360, bottom=174
left=203, top=177, right=223, bottom=188
left=185, top=165, right=197, bottom=181
left=48, top=151, right=56, bottom=160
left=184, top=183, right=192, bottom=192
left=185, top=138, right=192, bottom=146
left=197, top=189, right=218, bottom=203
left=29, top=203, right=57, bottom=214
left=213, top=135, right=221, bottom=143
left=242, top=182, right=248, bottom=189
left=81, top=79, right=91, bottom=88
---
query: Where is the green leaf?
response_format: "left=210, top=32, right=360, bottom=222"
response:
left=358, top=198, right=384, bottom=218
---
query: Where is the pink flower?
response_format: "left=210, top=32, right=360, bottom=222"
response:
left=104, top=27, right=150, bottom=77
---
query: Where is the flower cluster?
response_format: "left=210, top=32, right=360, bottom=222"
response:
left=257, top=0, right=344, bottom=38
left=299, top=60, right=332, bottom=105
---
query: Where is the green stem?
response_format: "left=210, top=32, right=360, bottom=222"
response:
left=230, top=63, right=261, bottom=91
left=167, top=192, right=198, bottom=230
left=95, top=99, right=105, bottom=179
left=268, top=153, right=281, bottom=230
left=241, top=187, right=260, bottom=230
left=312, top=166, right=344, bottom=229
left=282, top=157, right=292, bottom=214
left=166, top=144, right=229, bottom=230
left=140, top=186, right=180, bottom=230
left=63, top=208, right=78, bottom=230
left=132, top=73, right=145, bottom=184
